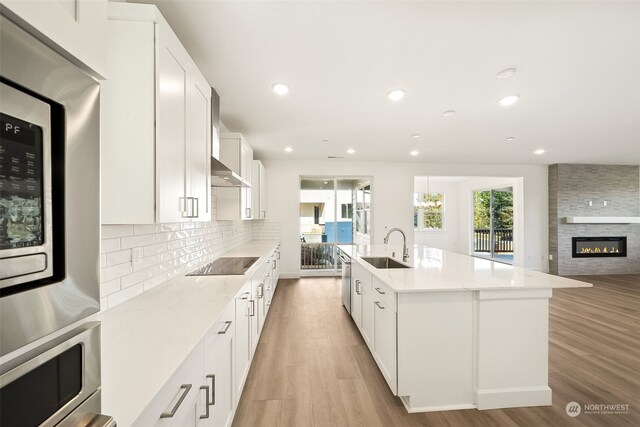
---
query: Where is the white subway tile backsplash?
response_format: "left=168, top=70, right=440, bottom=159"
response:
left=102, top=224, right=134, bottom=239
left=101, top=262, right=132, bottom=283
left=100, top=193, right=255, bottom=309
left=101, top=238, right=121, bottom=254
left=121, top=267, right=153, bottom=289
left=106, top=249, right=132, bottom=267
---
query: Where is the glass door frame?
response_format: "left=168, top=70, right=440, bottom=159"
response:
left=472, top=186, right=514, bottom=265
left=299, top=175, right=372, bottom=276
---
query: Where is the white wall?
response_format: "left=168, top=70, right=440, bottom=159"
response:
left=262, top=160, right=548, bottom=277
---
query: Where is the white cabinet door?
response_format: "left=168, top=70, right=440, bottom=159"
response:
left=187, top=68, right=211, bottom=221
left=251, top=160, right=266, bottom=219
left=202, top=304, right=235, bottom=427
left=361, top=286, right=375, bottom=350
left=374, top=300, right=397, bottom=395
left=351, top=276, right=362, bottom=329
left=234, top=287, right=251, bottom=401
left=1, top=0, right=108, bottom=78
left=156, top=21, right=189, bottom=223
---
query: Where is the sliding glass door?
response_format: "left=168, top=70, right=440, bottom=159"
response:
left=473, top=187, right=514, bottom=264
left=299, top=177, right=370, bottom=274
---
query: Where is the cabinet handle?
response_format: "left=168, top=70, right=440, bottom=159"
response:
left=245, top=208, right=251, bottom=218
left=375, top=287, right=386, bottom=295
left=199, top=385, right=210, bottom=419
left=375, top=301, right=385, bottom=310
left=241, top=292, right=250, bottom=300
left=261, top=210, right=266, bottom=219
left=194, top=197, right=199, bottom=218
left=277, top=252, right=280, bottom=260
left=258, top=284, right=264, bottom=299
left=218, top=320, right=232, bottom=334
left=160, top=384, right=192, bottom=418
left=355, top=279, right=361, bottom=295
left=206, top=374, right=216, bottom=406
left=179, top=197, right=188, bottom=217
left=273, top=260, right=277, bottom=270
left=250, top=300, right=255, bottom=316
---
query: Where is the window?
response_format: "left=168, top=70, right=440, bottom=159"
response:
left=414, top=193, right=444, bottom=231
left=341, top=203, right=353, bottom=219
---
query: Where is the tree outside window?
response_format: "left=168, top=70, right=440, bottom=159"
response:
left=414, top=193, right=444, bottom=231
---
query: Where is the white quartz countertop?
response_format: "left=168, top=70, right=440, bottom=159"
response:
left=96, top=240, right=279, bottom=427
left=338, top=244, right=592, bottom=292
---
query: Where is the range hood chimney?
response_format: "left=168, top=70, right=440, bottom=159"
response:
left=210, top=87, right=251, bottom=188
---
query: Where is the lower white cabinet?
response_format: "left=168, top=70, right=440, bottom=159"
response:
left=133, top=342, right=204, bottom=426
left=234, top=284, right=251, bottom=401
left=373, top=297, right=397, bottom=394
left=202, top=303, right=235, bottom=427
left=361, top=285, right=375, bottom=349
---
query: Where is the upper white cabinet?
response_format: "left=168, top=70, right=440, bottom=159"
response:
left=1, top=0, right=108, bottom=78
left=252, top=160, right=267, bottom=219
left=216, top=133, right=254, bottom=221
left=101, top=2, right=211, bottom=224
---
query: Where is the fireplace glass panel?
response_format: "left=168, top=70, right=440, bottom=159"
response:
left=572, top=237, right=627, bottom=258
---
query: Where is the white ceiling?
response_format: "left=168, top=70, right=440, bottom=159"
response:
left=141, top=1, right=640, bottom=165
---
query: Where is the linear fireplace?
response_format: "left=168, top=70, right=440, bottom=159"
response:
left=572, top=237, right=627, bottom=258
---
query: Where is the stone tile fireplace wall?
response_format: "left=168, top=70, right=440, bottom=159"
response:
left=548, top=164, right=640, bottom=275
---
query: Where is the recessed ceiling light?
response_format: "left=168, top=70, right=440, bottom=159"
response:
left=496, top=68, right=517, bottom=79
left=534, top=149, right=545, bottom=155
left=323, top=181, right=328, bottom=184
left=412, top=134, right=421, bottom=139
left=223, top=177, right=229, bottom=180
left=284, top=147, right=293, bottom=152
left=387, top=89, right=405, bottom=102
left=506, top=137, right=515, bottom=142
left=272, top=83, right=289, bottom=95
left=322, top=139, right=329, bottom=143
left=443, top=110, right=456, bottom=117
left=499, top=95, right=520, bottom=106
left=347, top=148, right=356, bottom=154
left=410, top=150, right=419, bottom=156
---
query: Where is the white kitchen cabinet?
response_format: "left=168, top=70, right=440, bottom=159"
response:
left=1, top=0, right=108, bottom=78
left=251, top=160, right=267, bottom=219
left=101, top=2, right=211, bottom=224
left=249, top=263, right=268, bottom=354
left=133, top=342, right=204, bottom=426
left=361, top=284, right=375, bottom=350
left=216, top=133, right=254, bottom=221
left=373, top=294, right=397, bottom=395
left=351, top=262, right=371, bottom=330
left=234, top=285, right=251, bottom=402
left=202, top=302, right=235, bottom=427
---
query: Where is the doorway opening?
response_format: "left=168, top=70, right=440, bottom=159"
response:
left=300, top=177, right=371, bottom=275
left=473, top=187, right=514, bottom=264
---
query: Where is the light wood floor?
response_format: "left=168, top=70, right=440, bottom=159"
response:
left=232, top=275, right=640, bottom=426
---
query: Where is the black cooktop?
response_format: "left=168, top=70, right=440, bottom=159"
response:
left=187, top=257, right=259, bottom=276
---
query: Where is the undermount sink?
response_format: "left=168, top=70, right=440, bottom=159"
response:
left=361, top=257, right=411, bottom=269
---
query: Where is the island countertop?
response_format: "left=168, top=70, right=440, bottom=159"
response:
left=337, top=244, right=592, bottom=292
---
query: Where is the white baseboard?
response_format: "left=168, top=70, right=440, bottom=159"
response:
left=400, top=396, right=476, bottom=413
left=476, top=386, right=552, bottom=410
left=280, top=272, right=300, bottom=279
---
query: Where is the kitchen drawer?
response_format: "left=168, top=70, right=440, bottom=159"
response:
left=133, top=341, right=203, bottom=426
left=372, top=276, right=396, bottom=313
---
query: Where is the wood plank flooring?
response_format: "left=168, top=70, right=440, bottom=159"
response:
left=232, top=275, right=640, bottom=426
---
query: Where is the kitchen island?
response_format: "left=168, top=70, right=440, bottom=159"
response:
left=337, top=244, right=591, bottom=413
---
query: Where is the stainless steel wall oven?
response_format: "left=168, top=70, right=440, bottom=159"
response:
left=0, top=13, right=100, bottom=356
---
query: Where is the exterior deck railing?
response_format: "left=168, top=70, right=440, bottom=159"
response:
left=301, top=243, right=335, bottom=270
left=474, top=228, right=513, bottom=253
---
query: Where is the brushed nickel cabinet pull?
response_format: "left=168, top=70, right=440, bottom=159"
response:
left=375, top=287, right=386, bottom=295
left=375, top=301, right=385, bottom=310
left=218, top=320, right=232, bottom=334
left=160, top=384, right=192, bottom=418
left=207, top=374, right=216, bottom=406
left=199, top=385, right=210, bottom=419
